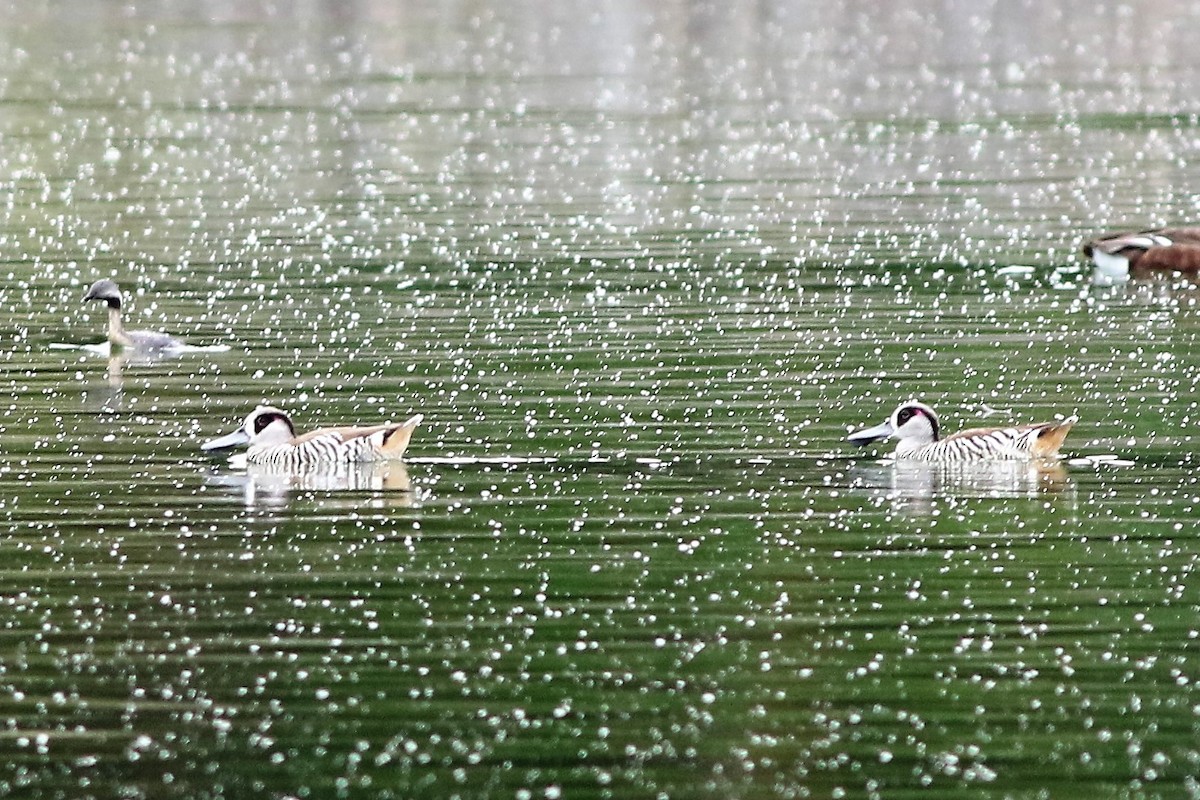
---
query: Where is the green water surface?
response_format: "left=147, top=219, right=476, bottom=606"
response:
left=2, top=1, right=1200, bottom=798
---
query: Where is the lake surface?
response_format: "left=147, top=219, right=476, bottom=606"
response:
left=3, top=0, right=1200, bottom=797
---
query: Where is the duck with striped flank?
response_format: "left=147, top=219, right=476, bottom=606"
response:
left=202, top=405, right=423, bottom=467
left=848, top=401, right=1075, bottom=462
left=1082, top=228, right=1200, bottom=275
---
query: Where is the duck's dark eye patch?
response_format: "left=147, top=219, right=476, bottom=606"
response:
left=897, top=408, right=916, bottom=425
left=254, top=413, right=287, bottom=435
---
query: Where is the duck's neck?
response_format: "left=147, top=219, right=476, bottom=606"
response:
left=106, top=305, right=134, bottom=348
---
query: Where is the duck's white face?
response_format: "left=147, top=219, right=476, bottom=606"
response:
left=242, top=406, right=296, bottom=447
left=888, top=402, right=939, bottom=446
left=848, top=401, right=940, bottom=451
left=202, top=405, right=296, bottom=451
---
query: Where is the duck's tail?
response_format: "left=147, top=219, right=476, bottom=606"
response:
left=1033, top=416, right=1076, bottom=457
left=379, top=414, right=423, bottom=457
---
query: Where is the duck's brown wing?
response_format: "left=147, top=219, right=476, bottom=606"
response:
left=1153, top=227, right=1200, bottom=244
left=1129, top=244, right=1200, bottom=272
left=1083, top=227, right=1200, bottom=256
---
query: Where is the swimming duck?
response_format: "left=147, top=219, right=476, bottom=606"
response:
left=848, top=401, right=1075, bottom=461
left=1082, top=228, right=1200, bottom=274
left=202, top=405, right=423, bottom=467
left=83, top=279, right=183, bottom=351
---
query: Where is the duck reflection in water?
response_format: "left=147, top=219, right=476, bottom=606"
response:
left=205, top=459, right=418, bottom=510
left=849, top=458, right=1071, bottom=516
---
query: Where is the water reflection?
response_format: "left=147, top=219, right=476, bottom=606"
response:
left=851, top=458, right=1072, bottom=514
left=101, top=349, right=178, bottom=389
left=1109, top=269, right=1200, bottom=301
left=205, top=458, right=417, bottom=509
left=53, top=342, right=236, bottom=418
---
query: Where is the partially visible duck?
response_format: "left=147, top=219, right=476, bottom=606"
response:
left=202, top=405, right=423, bottom=466
left=83, top=279, right=183, bottom=351
left=848, top=401, right=1075, bottom=462
left=1082, top=228, right=1200, bottom=274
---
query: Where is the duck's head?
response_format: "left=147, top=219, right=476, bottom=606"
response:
left=83, top=279, right=124, bottom=309
left=202, top=405, right=296, bottom=451
left=848, top=401, right=940, bottom=448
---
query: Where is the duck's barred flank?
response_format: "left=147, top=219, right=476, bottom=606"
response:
left=902, top=427, right=1045, bottom=462
left=248, top=432, right=383, bottom=467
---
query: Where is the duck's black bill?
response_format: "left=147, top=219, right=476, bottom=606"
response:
left=201, top=428, right=251, bottom=451
left=847, top=421, right=894, bottom=446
